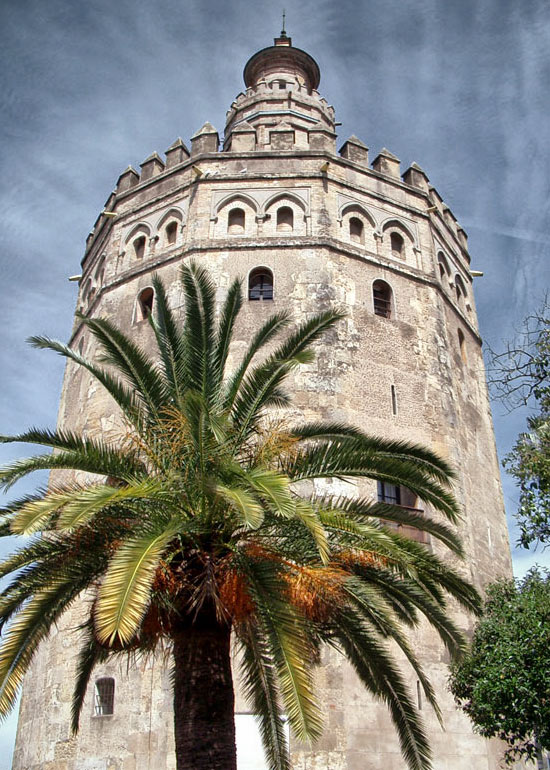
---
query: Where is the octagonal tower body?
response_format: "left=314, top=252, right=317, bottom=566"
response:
left=13, top=35, right=512, bottom=770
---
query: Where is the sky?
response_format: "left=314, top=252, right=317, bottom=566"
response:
left=0, top=0, right=549, bottom=765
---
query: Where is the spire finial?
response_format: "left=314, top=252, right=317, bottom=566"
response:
left=281, top=8, right=287, bottom=37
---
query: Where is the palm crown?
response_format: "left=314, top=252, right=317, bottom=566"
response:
left=0, top=262, right=480, bottom=770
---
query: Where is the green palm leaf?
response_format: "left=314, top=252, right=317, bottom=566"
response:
left=95, top=519, right=180, bottom=646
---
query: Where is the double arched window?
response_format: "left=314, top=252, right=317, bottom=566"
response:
left=248, top=268, right=273, bottom=301
left=372, top=280, right=393, bottom=319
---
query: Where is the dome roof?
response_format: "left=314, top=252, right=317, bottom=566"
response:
left=243, top=35, right=321, bottom=92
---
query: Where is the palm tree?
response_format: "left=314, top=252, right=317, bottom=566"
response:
left=0, top=262, right=479, bottom=770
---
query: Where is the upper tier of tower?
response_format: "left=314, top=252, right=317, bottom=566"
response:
left=224, top=34, right=336, bottom=152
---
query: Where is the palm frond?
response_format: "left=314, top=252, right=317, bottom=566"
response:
left=28, top=336, right=141, bottom=426
left=237, top=620, right=291, bottom=770
left=216, top=485, right=265, bottom=529
left=180, top=261, right=217, bottom=400
left=223, top=310, right=292, bottom=410
left=243, top=556, right=322, bottom=743
left=79, top=315, right=168, bottom=419
left=149, top=274, right=187, bottom=402
left=212, top=276, right=243, bottom=392
left=95, top=519, right=179, bottom=646
left=232, top=311, right=344, bottom=442
left=333, top=609, right=432, bottom=770
left=71, top=621, right=109, bottom=733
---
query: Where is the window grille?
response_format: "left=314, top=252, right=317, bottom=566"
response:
left=248, top=269, right=273, bottom=301
left=94, top=678, right=115, bottom=716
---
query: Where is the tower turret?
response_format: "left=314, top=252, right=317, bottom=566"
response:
left=224, top=33, right=336, bottom=152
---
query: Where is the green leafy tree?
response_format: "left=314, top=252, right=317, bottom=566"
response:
left=449, top=569, right=550, bottom=765
left=489, top=299, right=550, bottom=548
left=0, top=262, right=480, bottom=770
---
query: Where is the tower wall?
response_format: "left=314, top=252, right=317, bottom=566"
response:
left=13, top=39, right=512, bottom=770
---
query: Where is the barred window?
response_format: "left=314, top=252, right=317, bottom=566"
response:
left=94, top=678, right=115, bottom=716
left=372, top=280, right=392, bottom=318
left=248, top=268, right=273, bottom=301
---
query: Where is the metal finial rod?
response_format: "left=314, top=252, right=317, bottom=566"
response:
left=281, top=8, right=287, bottom=36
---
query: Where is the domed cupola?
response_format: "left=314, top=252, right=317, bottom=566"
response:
left=243, top=32, right=320, bottom=93
left=224, top=30, right=335, bottom=153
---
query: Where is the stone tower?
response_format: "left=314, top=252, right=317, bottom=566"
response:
left=13, top=32, right=512, bottom=770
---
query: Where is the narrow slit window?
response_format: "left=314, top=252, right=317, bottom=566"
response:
left=372, top=280, right=392, bottom=319
left=133, top=236, right=146, bottom=259
left=458, top=328, right=467, bottom=363
left=94, top=678, right=115, bottom=716
left=390, top=232, right=404, bottom=259
left=349, top=217, right=364, bottom=244
left=165, top=221, right=178, bottom=245
left=248, top=268, right=273, bottom=301
left=137, top=287, right=154, bottom=320
left=228, top=208, right=245, bottom=234
left=391, top=385, right=397, bottom=415
left=416, top=680, right=422, bottom=710
left=276, top=206, right=293, bottom=232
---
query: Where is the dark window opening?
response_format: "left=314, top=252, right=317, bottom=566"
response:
left=276, top=206, right=293, bottom=232
left=166, top=221, right=178, bottom=245
left=391, top=385, right=397, bottom=416
left=248, top=268, right=273, bottom=301
left=133, top=236, right=146, bottom=259
left=138, top=287, right=154, bottom=320
left=373, top=280, right=392, bottom=318
left=349, top=217, right=364, bottom=244
left=377, top=484, right=430, bottom=544
left=94, top=678, right=115, bottom=716
left=390, top=232, right=404, bottom=258
left=377, top=481, right=401, bottom=505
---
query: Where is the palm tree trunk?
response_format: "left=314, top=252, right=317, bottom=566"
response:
left=172, top=613, right=237, bottom=770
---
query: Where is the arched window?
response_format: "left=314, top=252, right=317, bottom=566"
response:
left=248, top=268, right=273, bottom=301
left=349, top=217, right=364, bottom=244
left=455, top=275, right=467, bottom=305
left=133, top=236, right=146, bottom=259
left=458, top=328, right=467, bottom=363
left=82, top=279, right=92, bottom=305
left=437, top=252, right=449, bottom=281
left=94, top=677, right=115, bottom=716
left=165, top=221, right=178, bottom=245
left=390, top=232, right=404, bottom=259
left=228, top=208, right=245, bottom=234
left=137, top=287, right=154, bottom=321
left=372, top=280, right=392, bottom=318
left=276, top=206, right=293, bottom=232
